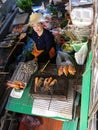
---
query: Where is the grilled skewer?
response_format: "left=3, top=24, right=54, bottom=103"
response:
left=7, top=80, right=25, bottom=89
left=43, top=78, right=49, bottom=89
left=58, top=66, right=63, bottom=76
left=68, top=65, right=76, bottom=75
left=49, top=79, right=57, bottom=87
left=34, top=77, right=39, bottom=92
left=63, top=66, right=68, bottom=76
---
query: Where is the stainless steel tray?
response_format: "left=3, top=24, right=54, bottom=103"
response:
left=12, top=13, right=29, bottom=26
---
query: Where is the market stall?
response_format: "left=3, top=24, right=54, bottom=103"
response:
left=0, top=0, right=95, bottom=130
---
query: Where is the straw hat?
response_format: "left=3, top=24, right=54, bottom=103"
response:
left=26, top=13, right=46, bottom=26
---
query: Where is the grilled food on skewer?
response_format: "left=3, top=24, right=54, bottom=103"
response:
left=38, top=77, right=44, bottom=87
left=34, top=77, right=39, bottom=92
left=63, top=65, right=68, bottom=76
left=47, top=77, right=53, bottom=85
left=7, top=81, right=20, bottom=89
left=49, top=79, right=57, bottom=87
left=14, top=80, right=25, bottom=89
left=7, top=80, right=25, bottom=89
left=58, top=66, right=63, bottom=76
left=43, top=78, right=49, bottom=90
left=34, top=76, right=58, bottom=93
left=44, top=77, right=53, bottom=90
left=34, top=77, right=44, bottom=92
left=68, top=65, right=76, bottom=75
left=14, top=81, right=25, bottom=86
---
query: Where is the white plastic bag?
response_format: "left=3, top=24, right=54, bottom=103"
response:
left=74, top=43, right=88, bottom=65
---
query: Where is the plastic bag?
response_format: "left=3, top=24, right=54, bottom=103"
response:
left=71, top=40, right=88, bottom=52
left=74, top=43, right=88, bottom=65
left=21, top=115, right=41, bottom=130
left=56, top=51, right=74, bottom=67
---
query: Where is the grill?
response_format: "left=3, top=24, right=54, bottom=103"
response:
left=30, top=63, right=69, bottom=101
left=30, top=63, right=76, bottom=119
left=31, top=79, right=75, bottom=120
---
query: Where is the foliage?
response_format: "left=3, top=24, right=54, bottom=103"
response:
left=47, top=4, right=58, bottom=18
left=59, top=19, right=69, bottom=29
left=16, top=0, right=34, bottom=13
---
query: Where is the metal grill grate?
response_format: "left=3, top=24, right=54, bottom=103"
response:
left=31, top=80, right=75, bottom=120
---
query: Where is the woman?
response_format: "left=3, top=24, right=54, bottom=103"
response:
left=25, top=13, right=56, bottom=63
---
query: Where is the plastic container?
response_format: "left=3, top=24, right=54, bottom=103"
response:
left=71, top=7, right=94, bottom=27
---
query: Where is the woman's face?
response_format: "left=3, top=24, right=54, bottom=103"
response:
left=31, top=23, right=44, bottom=34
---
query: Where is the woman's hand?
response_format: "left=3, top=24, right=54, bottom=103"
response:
left=49, top=47, right=56, bottom=59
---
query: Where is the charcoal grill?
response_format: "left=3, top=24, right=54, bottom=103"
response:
left=30, top=63, right=69, bottom=101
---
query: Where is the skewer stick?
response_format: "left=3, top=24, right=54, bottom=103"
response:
left=40, top=60, right=50, bottom=72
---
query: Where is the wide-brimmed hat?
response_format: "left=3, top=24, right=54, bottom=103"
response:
left=26, top=13, right=46, bottom=26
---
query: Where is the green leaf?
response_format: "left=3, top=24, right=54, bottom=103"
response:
left=15, top=0, right=34, bottom=13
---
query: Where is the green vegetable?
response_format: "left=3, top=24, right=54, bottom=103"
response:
left=16, top=0, right=34, bottom=13
left=61, top=43, right=73, bottom=52
left=60, top=19, right=68, bottom=29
